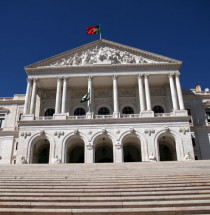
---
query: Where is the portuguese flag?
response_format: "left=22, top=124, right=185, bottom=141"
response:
left=80, top=92, right=90, bottom=103
left=86, top=26, right=101, bottom=35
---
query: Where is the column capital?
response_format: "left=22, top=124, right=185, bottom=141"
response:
left=144, top=74, right=149, bottom=78
left=63, top=76, right=69, bottom=81
left=113, top=75, right=118, bottom=80
left=33, top=78, right=38, bottom=83
left=168, top=73, right=175, bottom=78
left=57, top=77, right=62, bottom=81
left=27, top=78, right=32, bottom=83
left=137, top=74, right=144, bottom=79
left=175, top=72, right=180, bottom=78
left=87, top=75, right=93, bottom=81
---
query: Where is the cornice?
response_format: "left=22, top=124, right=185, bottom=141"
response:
left=19, top=116, right=190, bottom=127
left=25, top=62, right=181, bottom=75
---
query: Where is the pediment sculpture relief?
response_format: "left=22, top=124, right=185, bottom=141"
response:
left=50, top=46, right=165, bottom=66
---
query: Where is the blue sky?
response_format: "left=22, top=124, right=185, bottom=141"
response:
left=0, top=0, right=209, bottom=97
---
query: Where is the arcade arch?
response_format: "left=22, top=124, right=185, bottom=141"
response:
left=31, top=139, right=50, bottom=164
left=158, top=134, right=177, bottom=161
left=94, top=135, right=113, bottom=163
left=122, top=134, right=142, bottom=162
left=65, top=136, right=85, bottom=163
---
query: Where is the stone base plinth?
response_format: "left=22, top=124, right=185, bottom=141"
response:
left=21, top=114, right=34, bottom=121
left=113, top=112, right=120, bottom=118
left=140, top=111, right=154, bottom=118
left=174, top=110, right=188, bottom=116
left=86, top=112, right=93, bottom=119
left=53, top=113, right=68, bottom=120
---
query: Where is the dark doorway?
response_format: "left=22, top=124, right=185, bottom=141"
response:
left=69, top=146, right=84, bottom=163
left=124, top=145, right=141, bottom=162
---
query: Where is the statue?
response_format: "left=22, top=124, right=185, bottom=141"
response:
left=184, top=152, right=193, bottom=161
left=19, top=155, right=27, bottom=164
left=52, top=155, right=61, bottom=164
left=149, top=153, right=157, bottom=162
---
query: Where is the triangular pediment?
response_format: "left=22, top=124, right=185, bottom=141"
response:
left=25, top=39, right=181, bottom=71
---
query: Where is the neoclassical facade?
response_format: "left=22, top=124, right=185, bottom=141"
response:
left=0, top=39, right=210, bottom=164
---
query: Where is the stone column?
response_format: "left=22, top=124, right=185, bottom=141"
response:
left=61, top=77, right=68, bottom=113
left=113, top=75, right=120, bottom=118
left=137, top=74, right=146, bottom=112
left=144, top=74, right=152, bottom=111
left=175, top=73, right=185, bottom=110
left=23, top=78, right=32, bottom=114
left=55, top=77, right=62, bottom=114
left=85, top=142, right=94, bottom=163
left=168, top=73, right=178, bottom=111
left=29, top=79, right=37, bottom=114
left=87, top=76, right=92, bottom=113
left=114, top=143, right=123, bottom=163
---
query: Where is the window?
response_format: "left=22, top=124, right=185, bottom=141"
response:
left=205, top=108, right=210, bottom=122
left=98, top=107, right=110, bottom=115
left=187, top=109, right=192, bottom=123
left=45, top=109, right=55, bottom=116
left=0, top=114, right=5, bottom=128
left=192, top=137, right=196, bottom=146
left=122, top=106, right=134, bottom=114
left=153, top=106, right=164, bottom=113
left=74, top=108, right=86, bottom=116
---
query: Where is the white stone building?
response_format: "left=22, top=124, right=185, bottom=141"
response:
left=0, top=39, right=210, bottom=164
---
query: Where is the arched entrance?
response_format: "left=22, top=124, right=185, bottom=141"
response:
left=158, top=135, right=177, bottom=161
left=31, top=139, right=50, bottom=163
left=122, top=134, right=141, bottom=162
left=95, top=135, right=113, bottom=163
left=66, top=136, right=84, bottom=163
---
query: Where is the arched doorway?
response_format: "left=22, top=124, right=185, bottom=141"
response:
left=153, top=105, right=164, bottom=114
left=74, top=108, right=86, bottom=116
left=45, top=109, right=55, bottom=116
left=95, top=136, right=113, bottom=163
left=31, top=139, right=50, bottom=163
left=122, top=135, right=141, bottom=162
left=158, top=135, right=177, bottom=161
left=66, top=136, right=84, bottom=163
left=98, top=107, right=110, bottom=115
left=122, top=106, right=134, bottom=114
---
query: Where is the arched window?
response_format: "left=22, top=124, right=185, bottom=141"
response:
left=98, top=107, right=110, bottom=115
left=74, top=108, right=86, bottom=116
left=153, top=105, right=164, bottom=113
left=122, top=106, right=134, bottom=114
left=44, top=109, right=55, bottom=116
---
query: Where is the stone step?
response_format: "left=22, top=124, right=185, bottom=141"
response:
left=0, top=199, right=210, bottom=209
left=0, top=189, right=210, bottom=198
left=0, top=194, right=210, bottom=202
left=1, top=185, right=210, bottom=193
left=0, top=206, right=210, bottom=215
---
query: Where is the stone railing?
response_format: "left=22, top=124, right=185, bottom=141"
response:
left=68, top=116, right=86, bottom=120
left=154, top=113, right=174, bottom=117
left=94, top=115, right=113, bottom=119
left=121, top=114, right=140, bottom=118
left=35, top=116, right=53, bottom=120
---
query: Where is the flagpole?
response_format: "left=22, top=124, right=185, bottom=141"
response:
left=99, top=24, right=101, bottom=39
left=100, top=33, right=101, bottom=39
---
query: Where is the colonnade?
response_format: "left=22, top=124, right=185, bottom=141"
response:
left=23, top=73, right=185, bottom=117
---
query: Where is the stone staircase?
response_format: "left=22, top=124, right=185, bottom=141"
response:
left=0, top=161, right=210, bottom=214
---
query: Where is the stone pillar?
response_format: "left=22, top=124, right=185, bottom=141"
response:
left=137, top=74, right=146, bottom=112
left=113, top=75, right=120, bottom=118
left=55, top=77, right=62, bottom=114
left=29, top=79, right=37, bottom=114
left=114, top=143, right=123, bottom=163
left=23, top=78, right=32, bottom=114
left=87, top=76, right=93, bottom=118
left=61, top=77, right=68, bottom=113
left=169, top=73, right=178, bottom=111
left=144, top=74, right=152, bottom=111
left=175, top=73, right=185, bottom=110
left=85, top=142, right=94, bottom=163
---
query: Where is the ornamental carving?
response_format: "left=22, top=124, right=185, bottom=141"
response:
left=21, top=132, right=31, bottom=139
left=144, top=129, right=155, bottom=136
left=179, top=128, right=189, bottom=135
left=54, top=131, right=64, bottom=138
left=50, top=46, right=165, bottom=66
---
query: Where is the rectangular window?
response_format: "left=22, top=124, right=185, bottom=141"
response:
left=205, top=109, right=210, bottom=122
left=0, top=114, right=5, bottom=128
left=187, top=109, right=192, bottom=123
